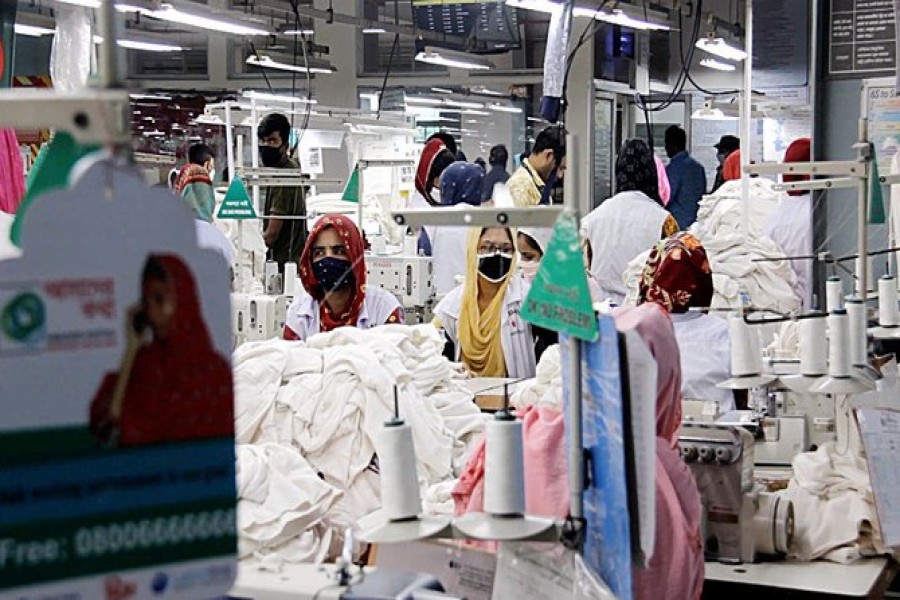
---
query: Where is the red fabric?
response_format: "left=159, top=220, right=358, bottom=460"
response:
left=783, top=137, right=812, bottom=196
left=723, top=150, right=741, bottom=182
left=415, top=138, right=448, bottom=205
left=173, top=163, right=212, bottom=194
left=0, top=129, right=25, bottom=214
left=298, top=214, right=367, bottom=333
left=638, top=232, right=713, bottom=314
left=89, top=255, right=233, bottom=447
left=613, top=304, right=703, bottom=600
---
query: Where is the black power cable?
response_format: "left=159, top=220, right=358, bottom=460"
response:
left=376, top=33, right=400, bottom=120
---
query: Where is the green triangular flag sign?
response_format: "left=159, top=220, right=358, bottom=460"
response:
left=869, top=153, right=886, bottom=225
left=217, top=177, right=257, bottom=220
left=342, top=166, right=360, bottom=203
left=521, top=211, right=599, bottom=341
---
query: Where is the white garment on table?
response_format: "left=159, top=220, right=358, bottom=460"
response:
left=763, top=192, right=813, bottom=311
left=671, top=312, right=733, bottom=411
left=195, top=219, right=235, bottom=268
left=429, top=225, right=469, bottom=295
left=582, top=191, right=670, bottom=305
left=0, top=211, right=20, bottom=262
left=284, top=285, right=402, bottom=341
left=511, top=344, right=562, bottom=410
left=434, top=274, right=536, bottom=379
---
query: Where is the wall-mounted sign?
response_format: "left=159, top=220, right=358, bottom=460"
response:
left=830, top=0, right=897, bottom=76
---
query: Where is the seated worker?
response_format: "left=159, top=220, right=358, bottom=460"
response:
left=430, top=161, right=484, bottom=295
left=516, top=227, right=557, bottom=362
left=637, top=232, right=738, bottom=412
left=284, top=214, right=404, bottom=341
left=434, top=227, right=535, bottom=378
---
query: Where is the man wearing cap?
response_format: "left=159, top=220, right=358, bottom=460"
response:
left=711, top=135, right=740, bottom=193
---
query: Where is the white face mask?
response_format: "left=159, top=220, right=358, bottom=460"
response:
left=519, top=259, right=540, bottom=283
left=208, top=169, right=216, bottom=182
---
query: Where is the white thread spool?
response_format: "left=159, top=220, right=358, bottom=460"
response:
left=799, top=315, right=828, bottom=376
left=378, top=423, right=422, bottom=521
left=878, top=275, right=900, bottom=328
left=855, top=256, right=875, bottom=295
left=484, top=416, right=526, bottom=516
left=826, top=277, right=844, bottom=313
left=729, top=314, right=762, bottom=377
left=828, top=310, right=852, bottom=378
left=845, top=297, right=868, bottom=366
left=403, top=231, right=417, bottom=256
left=283, top=262, right=299, bottom=297
left=264, top=261, right=280, bottom=294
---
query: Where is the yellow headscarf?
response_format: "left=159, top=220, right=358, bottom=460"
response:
left=458, top=227, right=517, bottom=377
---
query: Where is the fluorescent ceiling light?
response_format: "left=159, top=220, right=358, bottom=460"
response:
left=489, top=104, right=523, bottom=114
left=444, top=99, right=484, bottom=109
left=463, top=109, right=491, bottom=116
left=14, top=24, right=55, bottom=36
left=246, top=54, right=335, bottom=74
left=194, top=113, right=225, bottom=125
left=148, top=4, right=269, bottom=36
left=405, top=96, right=444, bottom=105
left=505, top=0, right=560, bottom=13
left=701, top=58, right=736, bottom=71
left=242, top=91, right=317, bottom=104
left=362, top=27, right=386, bottom=34
left=129, top=93, right=173, bottom=100
left=574, top=7, right=670, bottom=31
left=118, top=39, right=184, bottom=52
left=432, top=87, right=454, bottom=94
left=691, top=105, right=736, bottom=121
left=472, top=86, right=505, bottom=97
left=52, top=0, right=100, bottom=7
left=696, top=35, right=747, bottom=61
left=282, top=28, right=315, bottom=35
left=415, top=46, right=493, bottom=71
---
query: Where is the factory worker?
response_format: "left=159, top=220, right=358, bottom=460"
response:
left=90, top=254, right=233, bottom=447
left=434, top=227, right=535, bottom=378
left=412, top=138, right=456, bottom=209
left=284, top=214, right=404, bottom=341
left=612, top=303, right=703, bottom=600
left=430, top=162, right=484, bottom=295
left=723, top=149, right=742, bottom=182
left=764, top=138, right=813, bottom=311
left=638, top=232, right=736, bottom=412
left=517, top=227, right=557, bottom=361
left=582, top=139, right=679, bottom=305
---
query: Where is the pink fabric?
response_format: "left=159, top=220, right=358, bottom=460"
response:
left=654, top=154, right=671, bottom=207
left=613, top=304, right=703, bottom=600
left=452, top=405, right=569, bottom=551
left=0, top=129, right=26, bottom=214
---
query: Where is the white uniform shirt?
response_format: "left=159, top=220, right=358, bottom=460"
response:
left=284, top=285, right=402, bottom=341
left=672, top=312, right=734, bottom=411
left=763, top=193, right=813, bottom=312
left=434, top=274, right=536, bottom=379
left=429, top=226, right=469, bottom=295
left=582, top=191, right=671, bottom=305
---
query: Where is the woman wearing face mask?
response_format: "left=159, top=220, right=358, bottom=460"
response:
left=283, top=214, right=404, bottom=341
left=434, top=227, right=535, bottom=378
left=516, top=227, right=557, bottom=362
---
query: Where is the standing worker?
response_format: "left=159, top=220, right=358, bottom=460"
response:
left=431, top=162, right=485, bottom=295
left=664, top=126, right=707, bottom=229
left=711, top=135, right=740, bottom=193
left=258, top=113, right=307, bottom=273
left=506, top=126, right=566, bottom=207
left=481, top=144, right=511, bottom=202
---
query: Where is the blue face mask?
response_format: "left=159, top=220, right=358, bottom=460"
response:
left=312, top=257, right=354, bottom=292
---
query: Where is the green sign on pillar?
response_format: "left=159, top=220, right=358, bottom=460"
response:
left=521, top=211, right=599, bottom=341
left=217, top=177, right=257, bottom=220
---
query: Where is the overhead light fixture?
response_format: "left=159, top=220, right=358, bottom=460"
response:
left=14, top=24, right=55, bottom=37
left=574, top=7, right=671, bottom=31
left=51, top=0, right=101, bottom=7
left=471, top=86, right=505, bottom=97
left=282, top=28, right=315, bottom=36
left=246, top=54, right=335, bottom=74
left=147, top=3, right=269, bottom=36
left=242, top=91, right=317, bottom=104
left=463, top=109, right=491, bottom=116
left=415, top=46, right=493, bottom=71
left=405, top=96, right=444, bottom=105
left=129, top=93, right=173, bottom=101
left=362, top=27, right=386, bottom=34
left=431, top=87, right=454, bottom=94
left=504, top=0, right=561, bottom=13
left=444, top=99, right=484, bottom=109
left=489, top=104, right=523, bottom=114
left=118, top=39, right=184, bottom=52
left=696, top=35, right=748, bottom=62
left=700, top=57, right=736, bottom=71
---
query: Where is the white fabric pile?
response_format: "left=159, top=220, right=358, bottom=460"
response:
left=233, top=324, right=484, bottom=568
left=623, top=179, right=801, bottom=315
left=511, top=345, right=562, bottom=410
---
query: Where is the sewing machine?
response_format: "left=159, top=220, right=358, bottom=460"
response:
left=366, top=253, right=436, bottom=324
left=232, top=293, right=288, bottom=345
left=680, top=423, right=794, bottom=564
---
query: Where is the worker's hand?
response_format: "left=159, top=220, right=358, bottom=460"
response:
left=125, top=304, right=148, bottom=349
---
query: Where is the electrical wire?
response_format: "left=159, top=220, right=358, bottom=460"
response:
left=561, top=0, right=612, bottom=107
left=376, top=33, right=400, bottom=121
left=248, top=41, right=276, bottom=95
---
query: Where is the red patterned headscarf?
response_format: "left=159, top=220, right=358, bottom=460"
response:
left=173, top=163, right=212, bottom=193
left=298, top=214, right=367, bottom=332
left=638, top=232, right=714, bottom=314
left=415, top=138, right=451, bottom=205
left=782, top=137, right=811, bottom=197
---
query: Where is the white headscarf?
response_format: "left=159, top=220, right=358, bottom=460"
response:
left=518, top=227, right=554, bottom=255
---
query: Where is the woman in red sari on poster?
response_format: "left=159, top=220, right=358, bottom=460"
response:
left=90, top=254, right=233, bottom=447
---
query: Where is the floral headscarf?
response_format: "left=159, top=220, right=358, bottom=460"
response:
left=638, top=232, right=713, bottom=314
left=415, top=139, right=454, bottom=205
left=440, top=162, right=484, bottom=206
left=616, top=139, right=660, bottom=204
left=173, top=164, right=215, bottom=222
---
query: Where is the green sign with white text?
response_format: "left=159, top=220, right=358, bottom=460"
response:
left=217, top=177, right=257, bottom=220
